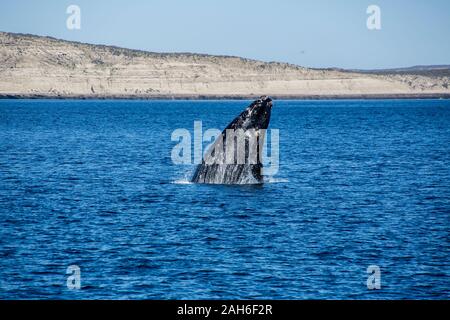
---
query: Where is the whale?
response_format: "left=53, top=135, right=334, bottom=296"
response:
left=191, top=96, right=273, bottom=184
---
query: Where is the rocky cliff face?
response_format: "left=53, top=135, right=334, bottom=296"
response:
left=0, top=31, right=449, bottom=98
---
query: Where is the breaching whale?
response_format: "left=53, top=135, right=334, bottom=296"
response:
left=192, top=96, right=273, bottom=184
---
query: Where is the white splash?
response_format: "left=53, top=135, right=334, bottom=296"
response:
left=172, top=175, right=288, bottom=185
left=172, top=179, right=193, bottom=185
left=264, top=177, right=289, bottom=183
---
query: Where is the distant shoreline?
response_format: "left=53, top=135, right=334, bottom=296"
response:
left=1, top=93, right=450, bottom=100
left=2, top=32, right=449, bottom=100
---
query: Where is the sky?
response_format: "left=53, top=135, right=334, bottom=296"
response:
left=0, top=0, right=449, bottom=69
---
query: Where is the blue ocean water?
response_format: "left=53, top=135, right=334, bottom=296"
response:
left=0, top=99, right=449, bottom=299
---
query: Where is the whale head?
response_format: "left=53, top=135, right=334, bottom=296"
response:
left=226, top=95, right=273, bottom=131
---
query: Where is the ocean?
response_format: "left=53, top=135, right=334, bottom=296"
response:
left=0, top=99, right=449, bottom=299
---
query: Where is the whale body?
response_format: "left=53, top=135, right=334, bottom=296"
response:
left=192, top=96, right=273, bottom=184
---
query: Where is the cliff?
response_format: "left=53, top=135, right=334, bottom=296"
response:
left=1, top=31, right=449, bottom=99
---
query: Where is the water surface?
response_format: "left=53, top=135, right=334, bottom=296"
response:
left=0, top=99, right=449, bottom=299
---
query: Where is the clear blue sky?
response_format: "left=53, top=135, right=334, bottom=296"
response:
left=1, top=0, right=449, bottom=69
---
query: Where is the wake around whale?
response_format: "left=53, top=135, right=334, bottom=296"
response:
left=192, top=96, right=273, bottom=184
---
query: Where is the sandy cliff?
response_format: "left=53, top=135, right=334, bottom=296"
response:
left=0, top=31, right=449, bottom=99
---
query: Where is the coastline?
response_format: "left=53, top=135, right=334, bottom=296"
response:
left=1, top=32, right=449, bottom=101
left=1, top=93, right=450, bottom=100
